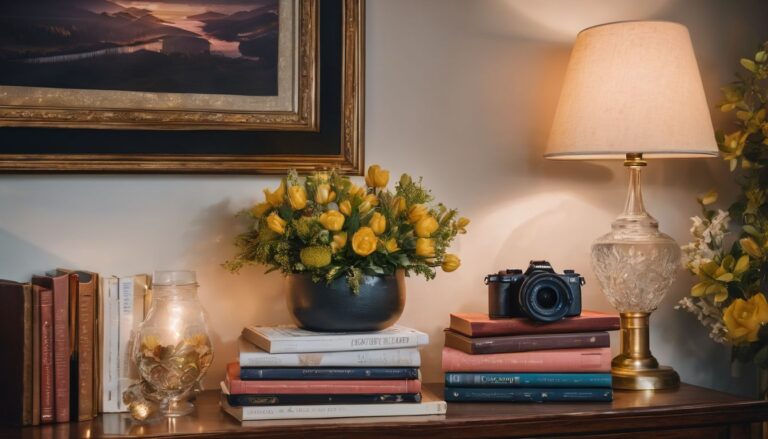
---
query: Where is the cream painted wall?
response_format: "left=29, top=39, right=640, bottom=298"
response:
left=1, top=0, right=767, bottom=396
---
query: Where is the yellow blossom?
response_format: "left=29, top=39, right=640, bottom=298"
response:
left=359, top=194, right=379, bottom=214
left=414, top=216, right=439, bottom=238
left=457, top=217, right=470, bottom=234
left=740, top=237, right=763, bottom=259
left=264, top=180, right=286, bottom=207
left=369, top=212, right=387, bottom=235
left=348, top=183, right=366, bottom=199
left=442, top=254, right=461, bottom=272
left=408, top=204, right=429, bottom=224
left=384, top=238, right=400, bottom=253
left=266, top=212, right=287, bottom=234
left=250, top=202, right=271, bottom=218
left=391, top=196, right=407, bottom=216
left=339, top=200, right=352, bottom=216
left=365, top=164, right=390, bottom=188
left=300, top=246, right=332, bottom=268
left=724, top=294, right=768, bottom=343
left=315, top=183, right=336, bottom=205
left=319, top=210, right=345, bottom=232
left=415, top=238, right=436, bottom=258
left=351, top=227, right=377, bottom=256
left=332, top=232, right=348, bottom=253
left=288, top=185, right=307, bottom=210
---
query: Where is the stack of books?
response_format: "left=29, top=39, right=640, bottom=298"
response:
left=221, top=325, right=447, bottom=421
left=442, top=311, right=620, bottom=402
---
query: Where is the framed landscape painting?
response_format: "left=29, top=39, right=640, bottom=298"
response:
left=0, top=0, right=364, bottom=174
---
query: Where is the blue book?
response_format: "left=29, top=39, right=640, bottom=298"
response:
left=239, top=367, right=419, bottom=380
left=444, top=387, right=613, bottom=402
left=444, top=373, right=612, bottom=388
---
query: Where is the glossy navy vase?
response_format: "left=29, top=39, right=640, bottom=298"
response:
left=286, top=270, right=405, bottom=332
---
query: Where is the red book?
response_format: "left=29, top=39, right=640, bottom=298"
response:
left=449, top=310, right=620, bottom=337
left=441, top=346, right=612, bottom=373
left=32, top=274, right=70, bottom=423
left=225, top=363, right=421, bottom=395
left=38, top=288, right=54, bottom=424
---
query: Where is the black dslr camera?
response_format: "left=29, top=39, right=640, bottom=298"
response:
left=486, top=260, right=584, bottom=322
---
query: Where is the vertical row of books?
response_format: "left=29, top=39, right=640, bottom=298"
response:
left=0, top=271, right=150, bottom=426
left=442, top=311, right=620, bottom=402
left=221, top=325, right=447, bottom=422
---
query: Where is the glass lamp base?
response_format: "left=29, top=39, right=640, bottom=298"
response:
left=161, top=398, right=194, bottom=417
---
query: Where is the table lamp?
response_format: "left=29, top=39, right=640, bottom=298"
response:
left=545, top=21, right=718, bottom=390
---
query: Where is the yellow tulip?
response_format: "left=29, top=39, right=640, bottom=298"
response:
left=287, top=185, right=307, bottom=210
left=457, top=217, right=470, bottom=234
left=358, top=194, right=379, bottom=214
left=266, top=212, right=287, bottom=235
left=319, top=210, right=345, bottom=232
left=365, top=164, right=390, bottom=188
left=414, top=216, right=439, bottom=238
left=441, top=254, right=461, bottom=272
left=723, top=294, right=768, bottom=343
left=331, top=232, right=348, bottom=253
left=391, top=196, right=407, bottom=216
left=250, top=202, right=271, bottom=218
left=315, top=183, right=336, bottom=205
left=415, top=238, right=436, bottom=258
left=407, top=204, right=429, bottom=224
left=300, top=246, right=332, bottom=268
left=384, top=238, right=400, bottom=253
left=348, top=183, right=366, bottom=199
left=369, top=212, right=387, bottom=235
left=316, top=171, right=330, bottom=183
left=264, top=180, right=286, bottom=207
left=339, top=200, right=352, bottom=216
left=351, top=227, right=377, bottom=256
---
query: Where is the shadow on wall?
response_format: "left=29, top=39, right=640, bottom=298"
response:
left=0, top=228, right=75, bottom=280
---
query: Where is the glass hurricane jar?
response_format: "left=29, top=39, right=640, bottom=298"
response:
left=133, top=271, right=214, bottom=417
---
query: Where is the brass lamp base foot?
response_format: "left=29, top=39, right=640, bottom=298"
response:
left=612, top=312, right=680, bottom=390
left=612, top=364, right=680, bottom=390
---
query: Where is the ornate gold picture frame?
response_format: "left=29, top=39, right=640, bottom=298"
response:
left=0, top=0, right=364, bottom=174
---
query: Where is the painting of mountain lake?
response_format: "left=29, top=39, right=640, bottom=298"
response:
left=0, top=0, right=281, bottom=96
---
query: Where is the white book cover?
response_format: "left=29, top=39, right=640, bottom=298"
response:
left=100, top=277, right=120, bottom=413
left=238, top=338, right=422, bottom=367
left=242, top=325, right=429, bottom=354
left=220, top=386, right=446, bottom=422
left=117, top=274, right=149, bottom=411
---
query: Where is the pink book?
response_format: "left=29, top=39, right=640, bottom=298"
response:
left=450, top=310, right=619, bottom=337
left=225, top=365, right=420, bottom=395
left=441, top=346, right=611, bottom=373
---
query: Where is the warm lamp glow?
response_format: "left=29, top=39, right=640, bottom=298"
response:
left=545, top=21, right=717, bottom=159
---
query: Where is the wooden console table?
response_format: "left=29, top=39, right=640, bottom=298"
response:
left=5, top=383, right=768, bottom=438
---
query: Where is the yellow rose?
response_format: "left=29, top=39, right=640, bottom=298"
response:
left=724, top=294, right=768, bottom=343
left=384, top=238, right=400, bottom=253
left=300, top=246, right=332, bottom=268
left=250, top=202, right=272, bottom=218
left=369, top=212, right=387, bottom=235
left=331, top=232, right=348, bottom=253
left=457, top=217, right=470, bottom=234
left=414, top=216, right=439, bottom=238
left=339, top=200, right=352, bottom=216
left=441, top=254, right=461, bottom=272
left=415, top=238, right=436, bottom=258
left=351, top=227, right=377, bottom=256
left=315, top=183, right=336, bottom=205
left=266, top=212, right=287, bottom=234
left=264, top=180, right=286, bottom=207
left=408, top=204, right=429, bottom=224
left=348, top=183, right=366, bottom=199
left=391, top=196, right=407, bottom=216
left=358, top=194, right=379, bottom=214
left=288, top=185, right=307, bottom=210
left=319, top=210, right=345, bottom=232
left=365, top=164, right=390, bottom=188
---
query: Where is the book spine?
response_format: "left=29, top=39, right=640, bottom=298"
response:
left=52, top=278, right=70, bottom=423
left=239, top=367, right=419, bottom=380
left=444, top=373, right=613, bottom=388
left=444, top=387, right=613, bottom=402
left=78, top=285, right=95, bottom=421
left=450, top=332, right=610, bottom=355
left=32, top=287, right=41, bottom=426
left=227, top=393, right=421, bottom=406
left=22, top=285, right=33, bottom=426
left=441, top=347, right=611, bottom=373
left=227, top=378, right=422, bottom=395
left=239, top=346, right=422, bottom=368
left=243, top=329, right=428, bottom=354
left=100, top=279, right=120, bottom=413
left=450, top=313, right=620, bottom=337
left=39, top=289, right=54, bottom=424
left=237, top=399, right=447, bottom=421
left=117, top=277, right=134, bottom=412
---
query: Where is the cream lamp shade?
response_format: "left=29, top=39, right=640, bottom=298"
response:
left=545, top=21, right=718, bottom=160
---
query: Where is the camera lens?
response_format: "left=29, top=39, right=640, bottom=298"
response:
left=519, top=274, right=573, bottom=322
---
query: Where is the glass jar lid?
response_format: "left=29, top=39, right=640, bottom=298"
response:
left=152, top=270, right=197, bottom=286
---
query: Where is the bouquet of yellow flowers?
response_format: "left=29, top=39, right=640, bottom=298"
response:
left=225, top=165, right=468, bottom=292
left=680, top=42, right=768, bottom=370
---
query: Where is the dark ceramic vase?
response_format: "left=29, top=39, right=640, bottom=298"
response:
left=286, top=270, right=406, bottom=332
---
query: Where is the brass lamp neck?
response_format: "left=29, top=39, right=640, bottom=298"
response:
left=624, top=153, right=647, bottom=167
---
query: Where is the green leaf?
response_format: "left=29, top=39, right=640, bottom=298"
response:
left=697, top=189, right=718, bottom=206
left=715, top=273, right=734, bottom=282
left=743, top=224, right=761, bottom=238
left=691, top=281, right=708, bottom=297
left=734, top=255, right=750, bottom=275
left=741, top=58, right=757, bottom=72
